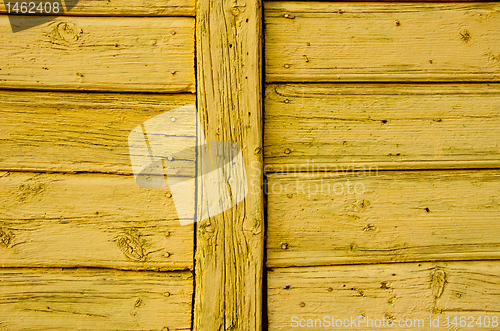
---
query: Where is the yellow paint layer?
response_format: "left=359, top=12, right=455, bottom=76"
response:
left=265, top=2, right=500, bottom=82
left=265, top=84, right=500, bottom=171
left=0, top=0, right=195, bottom=16
left=267, top=170, right=500, bottom=267
left=269, top=262, right=500, bottom=330
left=0, top=268, right=192, bottom=330
left=0, top=16, right=195, bottom=92
left=0, top=172, right=193, bottom=270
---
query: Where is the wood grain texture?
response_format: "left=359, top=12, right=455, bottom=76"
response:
left=194, top=0, right=264, bottom=329
left=0, top=16, right=195, bottom=92
left=0, top=90, right=195, bottom=174
left=265, top=2, right=500, bottom=82
left=267, top=170, right=500, bottom=267
left=268, top=262, right=500, bottom=330
left=0, top=268, right=192, bottom=330
left=0, top=172, right=193, bottom=270
left=0, top=0, right=195, bottom=16
left=265, top=84, right=500, bottom=171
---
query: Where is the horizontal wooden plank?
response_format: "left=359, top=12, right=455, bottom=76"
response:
left=0, top=90, right=195, bottom=173
left=267, top=170, right=500, bottom=267
left=265, top=2, right=500, bottom=82
left=0, top=172, right=193, bottom=270
left=0, top=0, right=195, bottom=16
left=0, top=268, right=192, bottom=330
left=265, top=84, right=500, bottom=171
left=0, top=16, right=195, bottom=92
left=268, top=262, right=500, bottom=330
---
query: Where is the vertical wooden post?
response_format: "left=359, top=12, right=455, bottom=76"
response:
left=194, top=0, right=263, bottom=330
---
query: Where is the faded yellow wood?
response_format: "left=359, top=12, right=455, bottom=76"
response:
left=0, top=268, right=192, bottom=330
left=0, top=172, right=193, bottom=270
left=0, top=16, right=195, bottom=92
left=265, top=2, right=500, bottom=82
left=267, top=170, right=500, bottom=267
left=268, top=262, right=500, bottom=330
left=0, top=90, right=195, bottom=174
left=194, top=0, right=264, bottom=329
left=0, top=0, right=195, bottom=16
left=265, top=84, right=500, bottom=172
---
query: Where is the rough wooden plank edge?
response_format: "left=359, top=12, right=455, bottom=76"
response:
left=0, top=90, right=196, bottom=174
left=194, top=0, right=264, bottom=330
left=264, top=2, right=500, bottom=83
left=0, top=172, right=194, bottom=271
left=264, top=83, right=500, bottom=171
left=268, top=261, right=500, bottom=331
left=0, top=16, right=195, bottom=93
left=0, top=0, right=196, bottom=16
left=266, top=170, right=500, bottom=268
left=0, top=268, right=193, bottom=330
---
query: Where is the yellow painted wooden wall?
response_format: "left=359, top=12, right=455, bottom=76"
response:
left=2, top=1, right=500, bottom=330
left=264, top=2, right=500, bottom=330
left=0, top=1, right=196, bottom=329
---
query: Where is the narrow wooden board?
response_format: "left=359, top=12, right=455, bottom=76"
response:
left=0, top=172, right=193, bottom=270
left=265, top=2, right=500, bottom=82
left=267, top=170, right=500, bottom=267
left=0, top=0, right=195, bottom=16
left=0, top=268, right=192, bottom=330
left=265, top=84, right=500, bottom=172
left=0, top=16, right=195, bottom=92
left=194, top=0, right=264, bottom=329
left=0, top=90, right=195, bottom=174
left=268, top=262, right=500, bottom=330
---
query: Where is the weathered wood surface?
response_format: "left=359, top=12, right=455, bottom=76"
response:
left=267, top=170, right=500, bottom=267
left=194, top=0, right=264, bottom=329
left=0, top=0, right=195, bottom=16
left=265, top=2, right=500, bottom=82
left=0, top=90, right=195, bottom=174
left=0, top=268, right=192, bottom=330
left=264, top=84, right=500, bottom=172
left=0, top=16, right=195, bottom=92
left=0, top=172, right=193, bottom=270
left=268, top=262, right=500, bottom=330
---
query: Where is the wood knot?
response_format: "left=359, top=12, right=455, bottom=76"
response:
left=49, top=21, right=82, bottom=44
left=431, top=269, right=447, bottom=299
left=0, top=228, right=12, bottom=248
left=460, top=29, right=472, bottom=44
left=115, top=230, right=147, bottom=262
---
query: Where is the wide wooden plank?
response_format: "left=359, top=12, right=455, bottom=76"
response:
left=0, top=90, right=195, bottom=173
left=265, top=84, right=500, bottom=171
left=268, top=262, right=500, bottom=330
left=0, top=16, right=195, bottom=92
left=0, top=0, right=195, bottom=16
left=0, top=172, right=193, bottom=270
left=265, top=2, right=500, bottom=82
left=194, top=0, right=264, bottom=329
left=0, top=268, right=192, bottom=330
left=267, top=170, right=500, bottom=267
